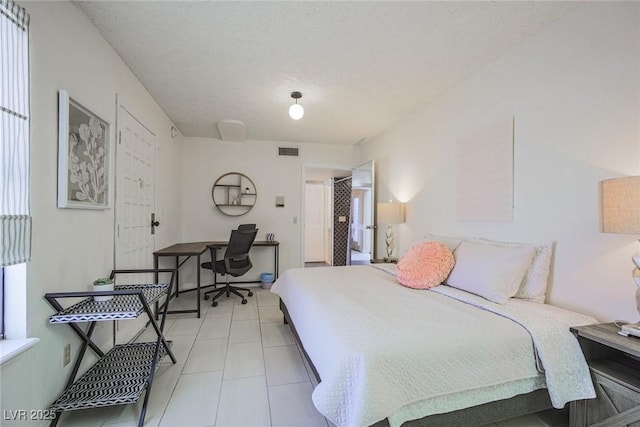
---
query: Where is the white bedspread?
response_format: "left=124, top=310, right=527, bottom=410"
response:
left=271, top=265, right=597, bottom=427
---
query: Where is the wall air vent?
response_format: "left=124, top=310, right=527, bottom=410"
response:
left=278, top=147, right=299, bottom=157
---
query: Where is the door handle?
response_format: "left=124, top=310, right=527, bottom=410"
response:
left=151, top=213, right=160, bottom=235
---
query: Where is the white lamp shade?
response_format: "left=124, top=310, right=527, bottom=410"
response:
left=289, top=103, right=304, bottom=120
left=601, top=176, right=640, bottom=233
left=377, top=202, right=405, bottom=225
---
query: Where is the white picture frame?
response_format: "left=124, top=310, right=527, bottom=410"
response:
left=57, top=90, right=111, bottom=209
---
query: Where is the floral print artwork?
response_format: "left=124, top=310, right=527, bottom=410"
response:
left=65, top=101, right=109, bottom=206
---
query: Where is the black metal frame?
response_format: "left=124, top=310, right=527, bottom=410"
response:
left=44, top=268, right=177, bottom=427
left=155, top=250, right=203, bottom=317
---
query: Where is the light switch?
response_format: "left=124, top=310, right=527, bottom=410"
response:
left=276, top=196, right=285, bottom=207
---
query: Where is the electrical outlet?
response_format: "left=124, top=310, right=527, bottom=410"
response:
left=63, top=343, right=71, bottom=367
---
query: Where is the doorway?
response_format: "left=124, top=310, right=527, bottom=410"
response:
left=303, top=161, right=376, bottom=267
left=303, top=167, right=350, bottom=267
left=304, top=182, right=327, bottom=265
left=351, top=160, right=376, bottom=264
left=350, top=188, right=371, bottom=264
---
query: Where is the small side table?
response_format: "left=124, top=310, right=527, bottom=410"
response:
left=44, top=269, right=177, bottom=427
left=570, top=322, right=640, bottom=427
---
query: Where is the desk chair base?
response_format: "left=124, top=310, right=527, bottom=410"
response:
left=205, top=283, right=253, bottom=306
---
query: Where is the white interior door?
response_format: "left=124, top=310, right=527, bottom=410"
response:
left=304, top=183, right=325, bottom=262
left=114, top=105, right=156, bottom=344
left=115, top=105, right=156, bottom=271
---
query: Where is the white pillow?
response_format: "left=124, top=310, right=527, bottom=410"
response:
left=446, top=241, right=535, bottom=304
left=471, top=238, right=553, bottom=303
left=423, top=232, right=464, bottom=252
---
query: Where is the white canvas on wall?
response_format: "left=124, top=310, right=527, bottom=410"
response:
left=456, top=117, right=514, bottom=221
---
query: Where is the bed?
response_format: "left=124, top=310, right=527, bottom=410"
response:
left=271, top=240, right=598, bottom=427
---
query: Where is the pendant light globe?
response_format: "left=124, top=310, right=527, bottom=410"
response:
left=288, top=91, right=304, bottom=120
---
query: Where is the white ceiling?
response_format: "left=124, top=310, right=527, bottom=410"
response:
left=75, top=1, right=577, bottom=145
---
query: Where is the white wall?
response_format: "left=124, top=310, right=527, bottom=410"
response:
left=0, top=1, right=182, bottom=423
left=176, top=138, right=358, bottom=285
left=359, top=2, right=640, bottom=323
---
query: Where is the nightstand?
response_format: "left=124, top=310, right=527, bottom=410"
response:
left=570, top=322, right=640, bottom=427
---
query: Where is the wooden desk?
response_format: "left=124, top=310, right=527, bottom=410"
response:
left=154, top=240, right=280, bottom=317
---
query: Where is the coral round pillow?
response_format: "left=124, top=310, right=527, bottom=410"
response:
left=396, top=242, right=455, bottom=289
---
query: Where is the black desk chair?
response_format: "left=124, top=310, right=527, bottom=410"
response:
left=202, top=224, right=258, bottom=306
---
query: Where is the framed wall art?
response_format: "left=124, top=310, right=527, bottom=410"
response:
left=456, top=117, right=514, bottom=221
left=57, top=90, right=111, bottom=209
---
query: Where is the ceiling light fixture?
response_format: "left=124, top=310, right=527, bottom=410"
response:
left=288, top=91, right=304, bottom=120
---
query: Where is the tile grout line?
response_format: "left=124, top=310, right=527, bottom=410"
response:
left=208, top=306, right=226, bottom=427
left=160, top=300, right=210, bottom=426
left=214, top=300, right=237, bottom=425
left=258, top=290, right=275, bottom=427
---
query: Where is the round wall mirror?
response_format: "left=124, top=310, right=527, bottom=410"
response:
left=211, top=172, right=257, bottom=216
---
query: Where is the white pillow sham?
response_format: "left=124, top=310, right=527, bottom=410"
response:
left=471, top=238, right=552, bottom=303
left=446, top=241, right=535, bottom=304
left=423, top=232, right=463, bottom=252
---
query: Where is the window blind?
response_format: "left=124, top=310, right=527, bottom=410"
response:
left=1, top=0, right=30, bottom=266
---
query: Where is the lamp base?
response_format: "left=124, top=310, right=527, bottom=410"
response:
left=618, top=288, right=640, bottom=337
left=385, top=225, right=395, bottom=259
left=619, top=323, right=640, bottom=337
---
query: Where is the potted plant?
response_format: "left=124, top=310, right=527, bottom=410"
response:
left=92, top=277, right=114, bottom=301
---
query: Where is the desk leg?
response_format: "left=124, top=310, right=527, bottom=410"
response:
left=154, top=256, right=158, bottom=281
left=275, top=245, right=279, bottom=278
left=154, top=256, right=159, bottom=319
left=196, top=253, right=201, bottom=318
left=175, top=256, right=180, bottom=298
left=213, top=247, right=219, bottom=288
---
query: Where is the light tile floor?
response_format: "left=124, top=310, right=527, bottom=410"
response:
left=57, top=288, right=568, bottom=427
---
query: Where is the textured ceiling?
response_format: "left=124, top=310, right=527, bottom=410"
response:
left=75, top=1, right=577, bottom=144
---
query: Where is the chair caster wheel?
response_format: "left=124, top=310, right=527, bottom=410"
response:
left=204, top=295, right=209, bottom=300
left=241, top=299, right=247, bottom=304
left=212, top=301, right=218, bottom=307
left=248, top=291, right=253, bottom=297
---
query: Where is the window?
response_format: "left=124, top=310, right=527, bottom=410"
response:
left=1, top=0, right=31, bottom=340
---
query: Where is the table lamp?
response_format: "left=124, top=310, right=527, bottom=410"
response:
left=600, top=176, right=640, bottom=333
left=377, top=201, right=405, bottom=260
